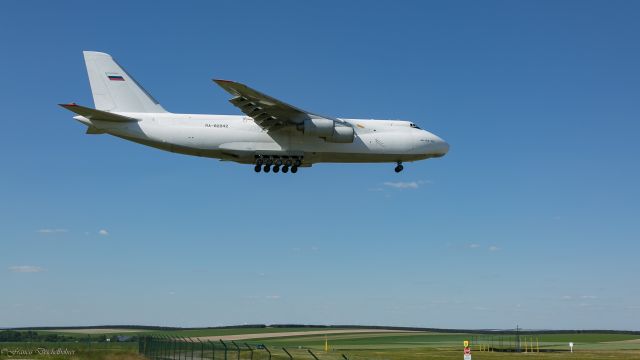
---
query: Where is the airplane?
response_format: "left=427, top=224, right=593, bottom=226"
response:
left=60, top=51, right=449, bottom=174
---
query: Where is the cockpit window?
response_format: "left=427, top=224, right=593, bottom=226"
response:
left=410, top=123, right=421, bottom=129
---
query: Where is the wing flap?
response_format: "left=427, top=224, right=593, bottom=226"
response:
left=213, top=79, right=354, bottom=136
left=213, top=80, right=309, bottom=131
left=85, top=126, right=106, bottom=134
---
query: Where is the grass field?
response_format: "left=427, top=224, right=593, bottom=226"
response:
left=39, top=326, right=347, bottom=338
left=3, top=327, right=640, bottom=360
left=255, top=331, right=640, bottom=349
left=0, top=341, right=139, bottom=360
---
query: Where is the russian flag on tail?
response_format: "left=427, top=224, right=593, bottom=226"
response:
left=106, top=73, right=125, bottom=81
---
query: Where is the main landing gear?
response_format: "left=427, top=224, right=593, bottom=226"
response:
left=254, top=156, right=302, bottom=174
left=394, top=161, right=404, bottom=173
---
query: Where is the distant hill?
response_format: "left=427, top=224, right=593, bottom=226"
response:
left=5, top=324, right=639, bottom=335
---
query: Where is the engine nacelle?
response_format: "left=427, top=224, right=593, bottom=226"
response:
left=303, top=118, right=334, bottom=137
left=302, top=118, right=354, bottom=143
left=329, top=125, right=355, bottom=143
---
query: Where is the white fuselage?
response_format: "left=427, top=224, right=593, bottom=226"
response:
left=75, top=113, right=449, bottom=165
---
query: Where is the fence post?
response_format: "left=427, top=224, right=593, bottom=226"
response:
left=173, top=337, right=178, bottom=360
left=308, top=349, right=320, bottom=360
left=142, top=336, right=148, bottom=358
left=208, top=341, right=215, bottom=360
left=220, top=340, right=228, bottom=360
left=231, top=341, right=241, bottom=360
left=180, top=337, right=187, bottom=360
left=263, top=344, right=271, bottom=360
left=342, top=354, right=350, bottom=360
left=282, top=348, right=293, bottom=360
left=244, top=343, right=253, bottom=360
left=183, top=337, right=190, bottom=360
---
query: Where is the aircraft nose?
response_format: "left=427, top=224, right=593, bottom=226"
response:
left=436, top=137, right=450, bottom=156
left=415, top=131, right=449, bottom=157
left=429, top=133, right=449, bottom=157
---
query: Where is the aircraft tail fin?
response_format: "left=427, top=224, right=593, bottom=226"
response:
left=83, top=51, right=167, bottom=113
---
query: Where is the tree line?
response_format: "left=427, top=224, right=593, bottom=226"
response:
left=0, top=330, right=138, bottom=342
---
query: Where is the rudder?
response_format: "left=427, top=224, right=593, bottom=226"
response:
left=83, top=51, right=167, bottom=113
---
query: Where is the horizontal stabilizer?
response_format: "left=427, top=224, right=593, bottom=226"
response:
left=58, top=103, right=139, bottom=122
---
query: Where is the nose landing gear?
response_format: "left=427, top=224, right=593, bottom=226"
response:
left=394, top=162, right=404, bottom=173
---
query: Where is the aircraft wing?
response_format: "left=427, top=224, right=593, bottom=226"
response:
left=213, top=79, right=327, bottom=131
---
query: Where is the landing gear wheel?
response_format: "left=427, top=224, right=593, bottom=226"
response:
left=293, top=159, right=302, bottom=167
left=284, top=159, right=293, bottom=167
left=256, top=158, right=264, bottom=166
left=273, top=165, right=280, bottom=173
left=291, top=166, right=298, bottom=174
left=263, top=164, right=271, bottom=173
left=282, top=166, right=289, bottom=173
left=254, top=164, right=261, bottom=172
left=394, top=164, right=404, bottom=173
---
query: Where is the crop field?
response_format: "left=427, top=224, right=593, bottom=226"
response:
left=39, top=326, right=344, bottom=338
left=2, top=327, right=640, bottom=360
left=256, top=331, right=640, bottom=348
left=252, top=331, right=640, bottom=358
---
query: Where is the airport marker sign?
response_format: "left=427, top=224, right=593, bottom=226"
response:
left=464, top=340, right=471, bottom=360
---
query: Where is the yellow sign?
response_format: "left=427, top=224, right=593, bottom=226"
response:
left=464, top=340, right=469, bottom=348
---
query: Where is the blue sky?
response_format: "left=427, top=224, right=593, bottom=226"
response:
left=1, top=0, right=639, bottom=330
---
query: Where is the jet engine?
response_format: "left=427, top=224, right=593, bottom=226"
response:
left=301, top=118, right=354, bottom=143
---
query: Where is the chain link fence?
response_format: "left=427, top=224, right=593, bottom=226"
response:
left=139, top=336, right=353, bottom=360
left=470, top=335, right=567, bottom=353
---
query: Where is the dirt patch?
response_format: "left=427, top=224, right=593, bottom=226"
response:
left=603, top=338, right=640, bottom=344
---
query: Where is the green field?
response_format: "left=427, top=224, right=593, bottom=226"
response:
left=40, top=326, right=344, bottom=338
left=2, top=327, right=640, bottom=360
left=256, top=331, right=640, bottom=348
left=0, top=341, right=138, bottom=360
left=253, top=331, right=640, bottom=357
